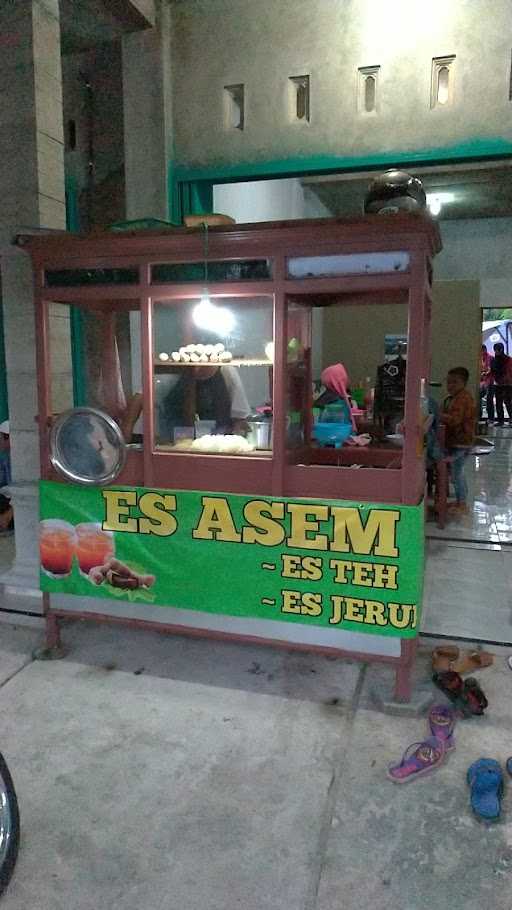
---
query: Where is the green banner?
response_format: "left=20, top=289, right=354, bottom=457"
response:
left=39, top=480, right=424, bottom=638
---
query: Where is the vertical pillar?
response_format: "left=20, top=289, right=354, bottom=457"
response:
left=122, top=0, right=173, bottom=220
left=0, top=0, right=65, bottom=603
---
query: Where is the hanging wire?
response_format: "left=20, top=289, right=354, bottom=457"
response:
left=202, top=221, right=209, bottom=286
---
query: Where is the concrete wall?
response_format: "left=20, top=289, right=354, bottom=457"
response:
left=172, top=0, right=512, bottom=171
left=62, top=42, right=125, bottom=229
left=436, top=217, right=512, bottom=311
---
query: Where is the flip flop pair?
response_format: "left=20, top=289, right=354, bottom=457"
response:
left=432, top=670, right=488, bottom=717
left=468, top=759, right=504, bottom=821
left=387, top=704, right=456, bottom=784
left=467, top=758, right=512, bottom=822
left=432, top=645, right=494, bottom=675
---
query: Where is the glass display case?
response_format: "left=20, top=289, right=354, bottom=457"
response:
left=22, top=215, right=439, bottom=503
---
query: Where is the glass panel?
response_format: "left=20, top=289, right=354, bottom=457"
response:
left=47, top=299, right=141, bottom=443
left=364, top=75, right=376, bottom=112
left=45, top=268, right=139, bottom=287
left=437, top=66, right=450, bottom=105
left=152, top=259, right=272, bottom=284
left=287, top=296, right=412, bottom=468
left=287, top=251, right=409, bottom=279
left=286, top=302, right=312, bottom=452
left=153, top=296, right=274, bottom=456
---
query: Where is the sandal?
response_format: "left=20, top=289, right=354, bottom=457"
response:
left=432, top=646, right=460, bottom=672
left=467, top=758, right=503, bottom=821
left=463, top=677, right=488, bottom=716
left=432, top=671, right=488, bottom=718
left=432, top=646, right=494, bottom=675
left=387, top=736, right=446, bottom=784
left=428, top=704, right=456, bottom=750
left=432, top=669, right=465, bottom=706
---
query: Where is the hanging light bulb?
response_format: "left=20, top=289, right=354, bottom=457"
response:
left=192, top=222, right=235, bottom=334
left=193, top=297, right=235, bottom=334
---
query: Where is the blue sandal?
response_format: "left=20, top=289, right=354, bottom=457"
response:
left=467, top=759, right=504, bottom=821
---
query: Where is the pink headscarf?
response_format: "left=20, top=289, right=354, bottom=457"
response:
left=321, top=363, right=357, bottom=430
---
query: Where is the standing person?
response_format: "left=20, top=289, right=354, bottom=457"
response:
left=442, top=368, right=476, bottom=515
left=480, top=344, right=494, bottom=422
left=0, top=421, right=11, bottom=488
left=0, top=421, right=13, bottom=532
left=121, top=364, right=251, bottom=443
left=490, top=342, right=512, bottom=426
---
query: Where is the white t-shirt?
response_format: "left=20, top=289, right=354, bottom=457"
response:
left=220, top=365, right=251, bottom=419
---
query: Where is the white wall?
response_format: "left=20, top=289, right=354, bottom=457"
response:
left=214, top=178, right=330, bottom=224
left=436, top=217, right=512, bottom=310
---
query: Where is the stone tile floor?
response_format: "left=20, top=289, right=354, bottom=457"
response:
left=1, top=621, right=511, bottom=910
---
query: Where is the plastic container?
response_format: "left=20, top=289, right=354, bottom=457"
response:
left=195, top=420, right=216, bottom=438
left=312, top=423, right=352, bottom=449
left=321, top=401, right=351, bottom=424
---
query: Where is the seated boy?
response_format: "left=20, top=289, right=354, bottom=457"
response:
left=442, top=368, right=476, bottom=514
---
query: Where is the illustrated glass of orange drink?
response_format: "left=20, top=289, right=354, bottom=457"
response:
left=39, top=520, right=76, bottom=578
left=76, top=523, right=114, bottom=577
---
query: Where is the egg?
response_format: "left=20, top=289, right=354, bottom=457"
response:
left=204, top=344, right=214, bottom=356
left=158, top=352, right=169, bottom=362
left=180, top=352, right=190, bottom=363
left=199, top=353, right=209, bottom=362
left=195, top=343, right=205, bottom=354
left=190, top=352, right=200, bottom=362
left=220, top=350, right=232, bottom=362
left=185, top=344, right=196, bottom=353
left=210, top=352, right=219, bottom=363
left=171, top=352, right=181, bottom=362
left=214, top=343, right=225, bottom=353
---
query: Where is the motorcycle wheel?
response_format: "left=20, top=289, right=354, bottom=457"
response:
left=0, top=752, right=20, bottom=896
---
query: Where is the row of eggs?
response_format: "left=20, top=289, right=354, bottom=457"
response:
left=158, top=343, right=233, bottom=364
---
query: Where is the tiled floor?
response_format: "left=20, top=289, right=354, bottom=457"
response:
left=423, top=427, right=512, bottom=642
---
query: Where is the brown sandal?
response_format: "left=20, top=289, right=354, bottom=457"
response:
left=432, top=646, right=459, bottom=672
left=432, top=647, right=494, bottom=675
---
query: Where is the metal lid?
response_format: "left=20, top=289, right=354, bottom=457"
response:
left=49, top=408, right=126, bottom=486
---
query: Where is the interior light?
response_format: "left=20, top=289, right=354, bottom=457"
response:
left=426, top=192, right=455, bottom=217
left=193, top=296, right=235, bottom=335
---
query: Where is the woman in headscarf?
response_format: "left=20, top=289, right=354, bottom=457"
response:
left=316, top=363, right=358, bottom=431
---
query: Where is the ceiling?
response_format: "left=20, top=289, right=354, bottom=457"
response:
left=59, top=0, right=153, bottom=54
left=302, top=161, right=512, bottom=221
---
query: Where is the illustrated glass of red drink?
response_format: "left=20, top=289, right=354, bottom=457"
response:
left=76, top=523, right=114, bottom=577
left=39, top=520, right=76, bottom=578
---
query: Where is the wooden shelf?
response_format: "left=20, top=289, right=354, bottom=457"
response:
left=155, top=444, right=271, bottom=457
left=154, top=358, right=272, bottom=368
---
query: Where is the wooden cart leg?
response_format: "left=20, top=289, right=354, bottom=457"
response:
left=393, top=662, right=413, bottom=703
left=393, top=638, right=418, bottom=704
left=33, top=595, right=67, bottom=660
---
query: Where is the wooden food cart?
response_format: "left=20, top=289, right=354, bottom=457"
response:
left=21, top=213, right=441, bottom=702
